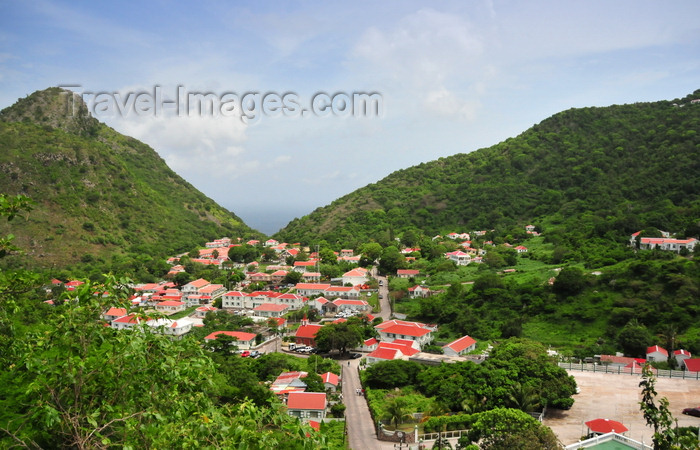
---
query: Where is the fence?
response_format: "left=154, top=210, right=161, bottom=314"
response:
left=417, top=429, right=468, bottom=442
left=559, top=362, right=700, bottom=380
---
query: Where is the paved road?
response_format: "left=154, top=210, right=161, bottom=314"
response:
left=374, top=272, right=391, bottom=321
left=342, top=357, right=398, bottom=450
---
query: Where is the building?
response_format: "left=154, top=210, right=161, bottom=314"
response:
left=320, top=372, right=340, bottom=392
left=646, top=345, right=668, bottom=362
left=674, top=349, right=692, bottom=367
left=443, top=335, right=477, bottom=357
left=204, top=331, right=257, bottom=349
left=155, top=300, right=186, bottom=314
left=286, top=392, right=327, bottom=420
left=253, top=303, right=290, bottom=318
left=341, top=267, right=369, bottom=286
left=396, top=269, right=420, bottom=278
left=295, top=324, right=323, bottom=347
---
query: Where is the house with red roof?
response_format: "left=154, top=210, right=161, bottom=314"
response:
left=341, top=267, right=369, bottom=286
left=111, top=314, right=148, bottom=330
left=599, top=355, right=647, bottom=368
left=295, top=283, right=332, bottom=297
left=515, top=245, right=528, bottom=253
left=396, top=269, right=420, bottom=278
left=194, top=305, right=217, bottom=318
left=265, top=239, right=279, bottom=247
left=197, top=284, right=226, bottom=303
left=293, top=260, right=318, bottom=273
left=331, top=299, right=370, bottom=313
left=221, top=290, right=247, bottom=309
left=646, top=345, right=668, bottom=362
left=361, top=337, right=379, bottom=352
left=270, top=270, right=288, bottom=283
left=295, top=324, right=323, bottom=347
left=443, top=335, right=477, bottom=357
left=268, top=317, right=287, bottom=330
left=182, top=278, right=210, bottom=300
left=324, top=285, right=361, bottom=300
left=446, top=251, right=472, bottom=266
left=377, top=323, right=433, bottom=349
left=408, top=285, right=431, bottom=298
left=302, top=272, right=321, bottom=282
left=204, top=331, right=257, bottom=349
left=155, top=300, right=186, bottom=314
left=102, top=307, right=127, bottom=322
left=340, top=249, right=354, bottom=257
left=673, top=349, right=692, bottom=366
left=248, top=272, right=272, bottom=283
left=254, top=303, right=290, bottom=318
left=366, top=347, right=403, bottom=365
left=320, top=372, right=340, bottom=392
left=286, top=392, right=327, bottom=420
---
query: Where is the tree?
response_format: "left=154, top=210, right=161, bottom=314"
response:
left=463, top=408, right=561, bottom=449
left=637, top=364, right=695, bottom=450
left=228, top=244, right=260, bottom=263
left=319, top=247, right=337, bottom=265
left=313, top=322, right=363, bottom=354
left=378, top=246, right=405, bottom=274
left=358, top=242, right=382, bottom=267
left=0, top=194, right=33, bottom=258
left=618, top=320, right=654, bottom=357
left=552, top=266, right=586, bottom=296
left=364, top=360, right=424, bottom=389
left=283, top=271, right=302, bottom=285
left=384, top=396, right=412, bottom=428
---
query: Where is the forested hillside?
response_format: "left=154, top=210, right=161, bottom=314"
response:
left=0, top=88, right=259, bottom=269
left=276, top=91, right=700, bottom=257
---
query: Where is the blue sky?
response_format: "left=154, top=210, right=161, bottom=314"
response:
left=1, top=1, right=699, bottom=234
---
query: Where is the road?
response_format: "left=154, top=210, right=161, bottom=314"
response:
left=342, top=356, right=399, bottom=449
left=373, top=270, right=392, bottom=321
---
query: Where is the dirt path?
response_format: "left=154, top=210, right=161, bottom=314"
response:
left=545, top=370, right=700, bottom=446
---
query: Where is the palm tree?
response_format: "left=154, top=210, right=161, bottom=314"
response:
left=384, top=397, right=412, bottom=428
left=460, top=393, right=487, bottom=414
left=507, top=382, right=540, bottom=413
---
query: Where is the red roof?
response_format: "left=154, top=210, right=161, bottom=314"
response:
left=444, top=335, right=477, bottom=352
left=295, top=283, right=331, bottom=290
left=380, top=341, right=419, bottom=356
left=204, top=331, right=256, bottom=342
left=380, top=324, right=431, bottom=338
left=364, top=337, right=378, bottom=346
left=321, top=372, right=339, bottom=386
left=674, top=349, right=691, bottom=357
left=113, top=314, right=145, bottom=325
left=585, top=418, right=628, bottom=434
left=646, top=345, right=668, bottom=356
left=287, top=392, right=327, bottom=410
left=295, top=324, right=322, bottom=339
left=684, top=358, right=700, bottom=372
left=367, top=347, right=401, bottom=361
left=332, top=318, right=347, bottom=324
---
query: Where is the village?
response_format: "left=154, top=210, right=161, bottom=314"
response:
left=46, top=229, right=700, bottom=447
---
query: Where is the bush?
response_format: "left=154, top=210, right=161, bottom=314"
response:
left=330, top=403, right=346, bottom=418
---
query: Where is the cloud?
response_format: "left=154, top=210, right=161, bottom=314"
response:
left=115, top=113, right=250, bottom=176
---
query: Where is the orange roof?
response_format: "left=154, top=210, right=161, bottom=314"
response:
left=646, top=345, right=668, bottom=356
left=157, top=300, right=184, bottom=306
left=295, top=283, right=332, bottom=290
left=204, top=331, right=256, bottom=342
left=253, top=303, right=290, bottom=312
left=287, top=392, right=326, bottom=410
left=105, top=307, right=127, bottom=317
left=187, top=278, right=210, bottom=288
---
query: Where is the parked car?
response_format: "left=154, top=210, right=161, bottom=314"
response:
left=250, top=350, right=261, bottom=358
left=350, top=353, right=362, bottom=359
left=240, top=350, right=251, bottom=357
left=682, top=407, right=700, bottom=417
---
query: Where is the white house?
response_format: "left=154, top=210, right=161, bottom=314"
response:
left=407, top=285, right=431, bottom=298
left=221, top=290, right=247, bottom=309
left=443, top=335, right=477, bottom=357
left=341, top=267, right=369, bottom=286
left=253, top=303, right=290, bottom=318
left=376, top=323, right=432, bottom=349
left=155, top=300, right=186, bottom=314
left=673, top=349, right=692, bottom=367
left=286, top=392, right=327, bottom=421
left=146, top=317, right=195, bottom=338
left=646, top=345, right=668, bottom=362
left=446, top=251, right=471, bottom=266
left=204, top=331, right=257, bottom=349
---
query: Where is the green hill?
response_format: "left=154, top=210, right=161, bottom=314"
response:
left=276, top=91, right=700, bottom=257
left=0, top=87, right=259, bottom=269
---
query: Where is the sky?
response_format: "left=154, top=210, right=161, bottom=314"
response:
left=1, top=1, right=699, bottom=234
